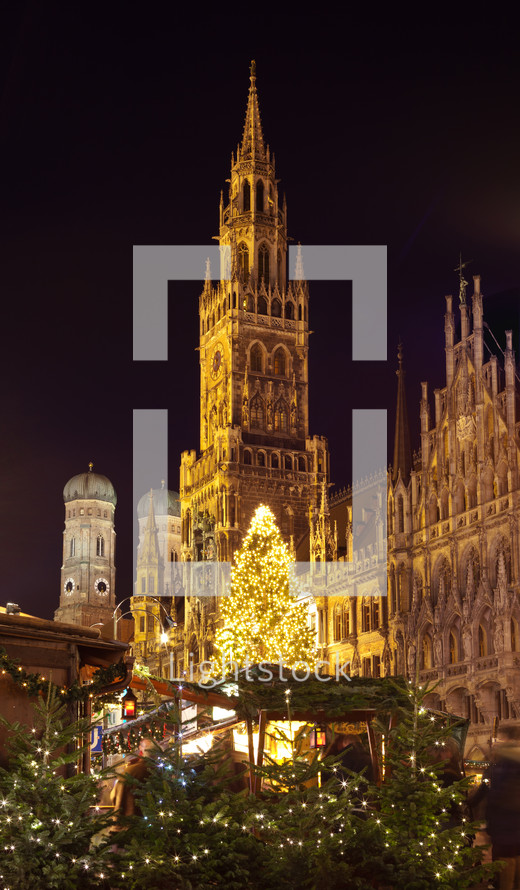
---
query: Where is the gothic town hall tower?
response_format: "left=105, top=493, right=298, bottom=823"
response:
left=180, top=63, right=329, bottom=573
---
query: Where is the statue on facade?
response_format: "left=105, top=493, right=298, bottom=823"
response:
left=493, top=617, right=505, bottom=653
left=434, top=634, right=443, bottom=666
left=462, top=624, right=472, bottom=661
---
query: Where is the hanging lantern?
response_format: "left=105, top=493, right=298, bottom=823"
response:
left=121, top=688, right=137, bottom=721
left=309, top=724, right=327, bottom=748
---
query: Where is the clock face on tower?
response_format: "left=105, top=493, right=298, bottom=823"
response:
left=64, top=578, right=75, bottom=595
left=211, top=344, right=223, bottom=380
left=94, top=578, right=109, bottom=595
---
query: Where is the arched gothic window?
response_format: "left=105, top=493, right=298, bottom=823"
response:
left=238, top=242, right=249, bottom=281
left=271, top=453, right=279, bottom=469
left=258, top=244, right=269, bottom=284
left=449, top=631, right=458, bottom=664
left=70, top=537, right=75, bottom=557
left=271, top=298, right=282, bottom=317
left=243, top=180, right=251, bottom=212
left=256, top=180, right=264, bottom=212
left=244, top=449, right=252, bottom=466
left=273, top=347, right=286, bottom=375
left=440, top=488, right=449, bottom=520
left=96, top=535, right=105, bottom=557
left=274, top=399, right=288, bottom=432
left=250, top=395, right=264, bottom=429
left=362, top=600, right=371, bottom=632
left=285, top=300, right=294, bottom=319
left=250, top=343, right=263, bottom=373
left=257, top=294, right=268, bottom=315
left=397, top=495, right=404, bottom=533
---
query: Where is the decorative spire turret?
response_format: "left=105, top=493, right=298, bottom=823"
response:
left=392, top=341, right=412, bottom=485
left=241, top=60, right=266, bottom=161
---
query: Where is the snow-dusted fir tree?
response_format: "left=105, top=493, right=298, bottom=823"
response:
left=214, top=504, right=316, bottom=672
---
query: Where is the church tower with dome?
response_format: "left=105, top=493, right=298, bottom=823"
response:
left=54, top=463, right=117, bottom=628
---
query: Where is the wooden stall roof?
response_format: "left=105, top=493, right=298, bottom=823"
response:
left=127, top=667, right=411, bottom=722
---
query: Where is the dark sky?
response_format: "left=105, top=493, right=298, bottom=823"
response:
left=1, top=7, right=519, bottom=619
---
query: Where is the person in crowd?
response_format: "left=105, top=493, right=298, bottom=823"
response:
left=426, top=736, right=467, bottom=830
left=322, top=731, right=374, bottom=788
left=469, top=726, right=520, bottom=890
left=110, top=735, right=157, bottom=821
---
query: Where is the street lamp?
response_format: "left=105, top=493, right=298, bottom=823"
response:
left=116, top=609, right=176, bottom=680
left=111, top=596, right=176, bottom=640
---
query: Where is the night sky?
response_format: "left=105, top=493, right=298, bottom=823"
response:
left=1, top=7, right=519, bottom=619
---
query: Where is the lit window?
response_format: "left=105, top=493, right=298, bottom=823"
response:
left=238, top=242, right=249, bottom=280
left=274, top=400, right=288, bottom=432
left=250, top=395, right=264, bottom=428
left=273, top=347, right=286, bottom=375
left=258, top=244, right=269, bottom=283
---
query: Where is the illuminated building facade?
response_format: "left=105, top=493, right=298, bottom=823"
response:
left=320, top=278, right=520, bottom=757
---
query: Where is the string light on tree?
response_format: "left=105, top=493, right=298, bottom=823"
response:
left=214, top=505, right=316, bottom=672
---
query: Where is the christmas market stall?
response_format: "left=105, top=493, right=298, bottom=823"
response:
left=100, top=667, right=422, bottom=792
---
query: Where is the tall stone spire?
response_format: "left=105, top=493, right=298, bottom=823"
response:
left=392, top=341, right=412, bottom=485
left=138, top=490, right=160, bottom=567
left=241, top=60, right=266, bottom=161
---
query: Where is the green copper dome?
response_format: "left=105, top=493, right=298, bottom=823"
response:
left=63, top=463, right=117, bottom=506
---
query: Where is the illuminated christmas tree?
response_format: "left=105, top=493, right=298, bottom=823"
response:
left=214, top=505, right=316, bottom=671
left=0, top=687, right=111, bottom=889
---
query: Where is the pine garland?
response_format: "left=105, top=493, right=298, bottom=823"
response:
left=0, top=646, right=127, bottom=705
